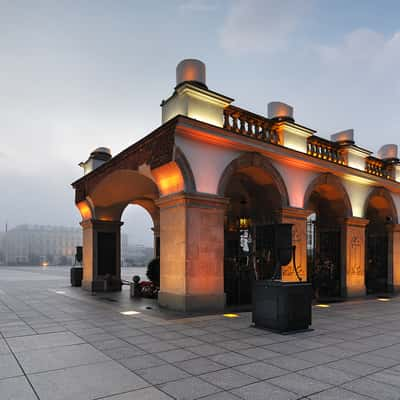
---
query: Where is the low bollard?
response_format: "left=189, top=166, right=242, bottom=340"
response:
left=131, top=275, right=142, bottom=298
left=70, top=267, right=83, bottom=287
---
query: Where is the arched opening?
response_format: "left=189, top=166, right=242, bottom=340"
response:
left=304, top=174, right=352, bottom=300
left=364, top=188, right=397, bottom=294
left=120, top=204, right=156, bottom=282
left=82, top=169, right=160, bottom=291
left=218, top=153, right=289, bottom=306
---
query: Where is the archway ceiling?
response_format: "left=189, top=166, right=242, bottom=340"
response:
left=239, top=166, right=274, bottom=186
left=90, top=170, right=159, bottom=208
left=313, top=184, right=346, bottom=201
left=368, top=195, right=392, bottom=211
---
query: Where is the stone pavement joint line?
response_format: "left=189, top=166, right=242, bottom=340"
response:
left=2, top=267, right=400, bottom=399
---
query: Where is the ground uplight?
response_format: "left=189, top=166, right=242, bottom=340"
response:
left=120, top=310, right=140, bottom=316
left=314, top=304, right=330, bottom=308
left=223, top=313, right=239, bottom=318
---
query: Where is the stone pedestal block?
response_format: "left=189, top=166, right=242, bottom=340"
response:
left=156, top=193, right=228, bottom=312
left=80, top=219, right=123, bottom=292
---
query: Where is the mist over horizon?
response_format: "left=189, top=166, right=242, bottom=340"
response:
left=1, top=0, right=400, bottom=247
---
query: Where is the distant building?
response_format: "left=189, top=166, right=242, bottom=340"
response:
left=122, top=242, right=153, bottom=267
left=1, top=225, right=82, bottom=265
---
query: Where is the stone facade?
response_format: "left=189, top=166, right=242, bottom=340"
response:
left=72, top=59, right=400, bottom=312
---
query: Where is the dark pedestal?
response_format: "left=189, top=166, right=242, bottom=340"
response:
left=70, top=267, right=83, bottom=287
left=253, top=281, right=312, bottom=332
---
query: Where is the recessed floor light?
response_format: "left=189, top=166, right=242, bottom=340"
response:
left=377, top=298, right=390, bottom=302
left=120, top=310, right=140, bottom=316
left=314, top=304, right=330, bottom=308
left=55, top=291, right=66, bottom=294
left=224, top=313, right=239, bottom=318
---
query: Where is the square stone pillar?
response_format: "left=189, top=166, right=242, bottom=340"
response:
left=156, top=193, right=228, bottom=312
left=341, top=217, right=369, bottom=297
left=276, top=207, right=311, bottom=282
left=151, top=225, right=160, bottom=258
left=387, top=224, right=400, bottom=292
left=80, top=219, right=123, bottom=292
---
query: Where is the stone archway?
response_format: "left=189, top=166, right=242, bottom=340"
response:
left=218, top=152, right=290, bottom=206
left=364, top=187, right=398, bottom=293
left=304, top=173, right=353, bottom=218
left=304, top=173, right=367, bottom=298
left=78, top=169, right=160, bottom=292
left=218, top=152, right=290, bottom=305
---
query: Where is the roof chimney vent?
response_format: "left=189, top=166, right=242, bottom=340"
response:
left=176, top=59, right=207, bottom=89
left=378, top=144, right=398, bottom=161
left=79, top=147, right=112, bottom=175
left=331, top=129, right=354, bottom=145
left=268, top=102, right=294, bottom=122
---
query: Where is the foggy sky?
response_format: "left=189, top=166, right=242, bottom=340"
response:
left=1, top=0, right=400, bottom=246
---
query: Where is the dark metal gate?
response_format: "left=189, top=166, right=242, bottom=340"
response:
left=366, top=231, right=388, bottom=293
left=224, top=230, right=254, bottom=305
left=307, top=218, right=341, bottom=299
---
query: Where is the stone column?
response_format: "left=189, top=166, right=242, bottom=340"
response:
left=151, top=224, right=160, bottom=258
left=387, top=224, right=400, bottom=292
left=341, top=217, right=369, bottom=297
left=80, top=219, right=123, bottom=292
left=276, top=207, right=310, bottom=282
left=156, top=193, right=228, bottom=312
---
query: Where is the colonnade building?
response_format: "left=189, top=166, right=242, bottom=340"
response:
left=72, top=59, right=400, bottom=312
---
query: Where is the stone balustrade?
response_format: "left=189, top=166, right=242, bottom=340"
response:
left=307, top=136, right=346, bottom=165
left=223, top=106, right=280, bottom=144
left=222, top=105, right=398, bottom=181
left=365, top=156, right=395, bottom=180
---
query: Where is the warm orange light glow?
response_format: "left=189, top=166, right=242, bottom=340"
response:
left=314, top=304, right=330, bottom=308
left=224, top=313, right=239, bottom=318
left=77, top=201, right=92, bottom=220
left=153, top=162, right=184, bottom=195
left=98, top=216, right=114, bottom=222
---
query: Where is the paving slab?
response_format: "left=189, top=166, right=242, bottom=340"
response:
left=231, top=380, right=299, bottom=400
left=6, top=331, right=84, bottom=353
left=200, top=369, right=258, bottom=390
left=343, top=377, right=400, bottom=400
left=119, top=354, right=166, bottom=371
left=175, top=357, right=226, bottom=375
left=160, top=376, right=221, bottom=399
left=0, top=376, right=37, bottom=400
left=15, top=343, right=110, bottom=374
left=307, top=387, right=372, bottom=400
left=234, top=361, right=289, bottom=380
left=102, top=387, right=173, bottom=399
left=136, top=363, right=190, bottom=384
left=28, top=360, right=149, bottom=400
left=269, top=372, right=331, bottom=397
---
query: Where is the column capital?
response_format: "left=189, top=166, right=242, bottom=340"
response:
left=156, top=191, right=229, bottom=210
left=276, top=207, right=313, bottom=221
left=343, top=217, right=369, bottom=228
left=80, top=219, right=124, bottom=230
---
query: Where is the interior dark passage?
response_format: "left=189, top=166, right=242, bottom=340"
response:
left=306, top=185, right=350, bottom=300
left=365, top=191, right=396, bottom=294
left=223, top=167, right=284, bottom=305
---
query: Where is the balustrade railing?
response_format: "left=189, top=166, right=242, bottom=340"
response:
left=365, top=156, right=395, bottom=180
left=307, top=136, right=345, bottom=164
left=222, top=106, right=397, bottom=182
left=223, top=106, right=279, bottom=144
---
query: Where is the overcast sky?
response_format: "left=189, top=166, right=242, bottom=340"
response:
left=1, top=0, right=400, bottom=246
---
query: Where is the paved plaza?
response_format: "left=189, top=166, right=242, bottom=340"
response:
left=1, top=268, right=400, bottom=399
